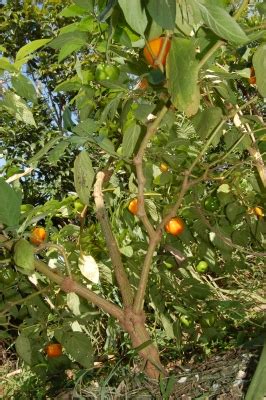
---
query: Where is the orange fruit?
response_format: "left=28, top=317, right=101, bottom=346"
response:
left=45, top=343, right=62, bottom=358
left=160, top=162, right=169, bottom=172
left=128, top=198, right=138, bottom=215
left=165, top=217, right=185, bottom=236
left=143, top=37, right=171, bottom=68
left=30, top=227, right=47, bottom=246
left=249, top=67, right=256, bottom=84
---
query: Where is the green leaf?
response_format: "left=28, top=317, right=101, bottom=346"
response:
left=61, top=331, right=93, bottom=368
left=192, top=107, right=223, bottom=140
left=49, top=31, right=87, bottom=50
left=118, top=0, right=148, bottom=35
left=225, top=202, right=245, bottom=223
left=0, top=57, right=17, bottom=72
left=122, top=122, right=141, bottom=158
left=54, top=76, right=82, bottom=92
left=166, top=38, right=200, bottom=117
left=197, top=1, right=248, bottom=45
left=59, top=4, right=87, bottom=17
left=14, top=239, right=35, bottom=272
left=47, top=141, right=69, bottom=165
left=11, top=74, right=37, bottom=103
left=15, top=39, right=51, bottom=62
left=15, top=335, right=32, bottom=365
left=74, top=151, right=95, bottom=205
left=1, top=92, right=36, bottom=126
left=73, top=118, right=98, bottom=136
left=58, top=42, right=85, bottom=63
left=0, top=178, right=21, bottom=227
left=146, top=0, right=176, bottom=29
left=74, top=0, right=94, bottom=11
left=28, top=136, right=62, bottom=166
left=253, top=44, right=266, bottom=98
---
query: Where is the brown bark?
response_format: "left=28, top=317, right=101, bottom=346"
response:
left=120, top=306, right=166, bottom=379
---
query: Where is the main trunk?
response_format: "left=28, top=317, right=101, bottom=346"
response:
left=120, top=307, right=166, bottom=379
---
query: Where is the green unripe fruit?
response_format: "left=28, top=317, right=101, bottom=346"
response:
left=196, top=261, right=208, bottom=273
left=95, top=64, right=120, bottom=81
left=204, top=196, right=220, bottom=212
left=180, top=315, right=192, bottom=327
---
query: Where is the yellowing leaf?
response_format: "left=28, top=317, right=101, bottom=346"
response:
left=79, top=254, right=99, bottom=284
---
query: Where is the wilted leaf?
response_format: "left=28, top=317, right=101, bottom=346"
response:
left=67, top=292, right=81, bottom=315
left=79, top=254, right=100, bottom=283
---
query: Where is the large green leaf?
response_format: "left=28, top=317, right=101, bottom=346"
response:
left=15, top=39, right=51, bottom=62
left=0, top=178, right=21, bottom=227
left=61, top=331, right=93, bottom=368
left=15, top=335, right=33, bottom=365
left=73, top=118, right=98, bottom=136
left=122, top=122, right=141, bottom=158
left=146, top=0, right=176, bottom=29
left=166, top=38, right=200, bottom=117
left=192, top=107, right=223, bottom=140
left=74, top=151, right=95, bottom=205
left=49, top=31, right=87, bottom=50
left=14, top=239, right=35, bottom=272
left=253, top=44, right=266, bottom=98
left=1, top=92, right=36, bottom=126
left=118, top=0, right=148, bottom=35
left=11, top=74, right=37, bottom=103
left=197, top=1, right=248, bottom=45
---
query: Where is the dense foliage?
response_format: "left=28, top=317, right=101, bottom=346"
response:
left=0, top=0, right=265, bottom=391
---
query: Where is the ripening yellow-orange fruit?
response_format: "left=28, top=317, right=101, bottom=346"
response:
left=165, top=217, right=185, bottom=236
left=30, top=227, right=47, bottom=246
left=254, top=206, right=264, bottom=218
left=143, top=37, right=171, bottom=68
left=160, top=162, right=169, bottom=172
left=128, top=198, right=138, bottom=215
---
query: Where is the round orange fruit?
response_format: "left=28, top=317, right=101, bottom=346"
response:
left=45, top=343, right=62, bottom=358
left=165, top=217, right=185, bottom=236
left=30, top=227, right=47, bottom=246
left=143, top=37, right=171, bottom=68
left=128, top=198, right=138, bottom=215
